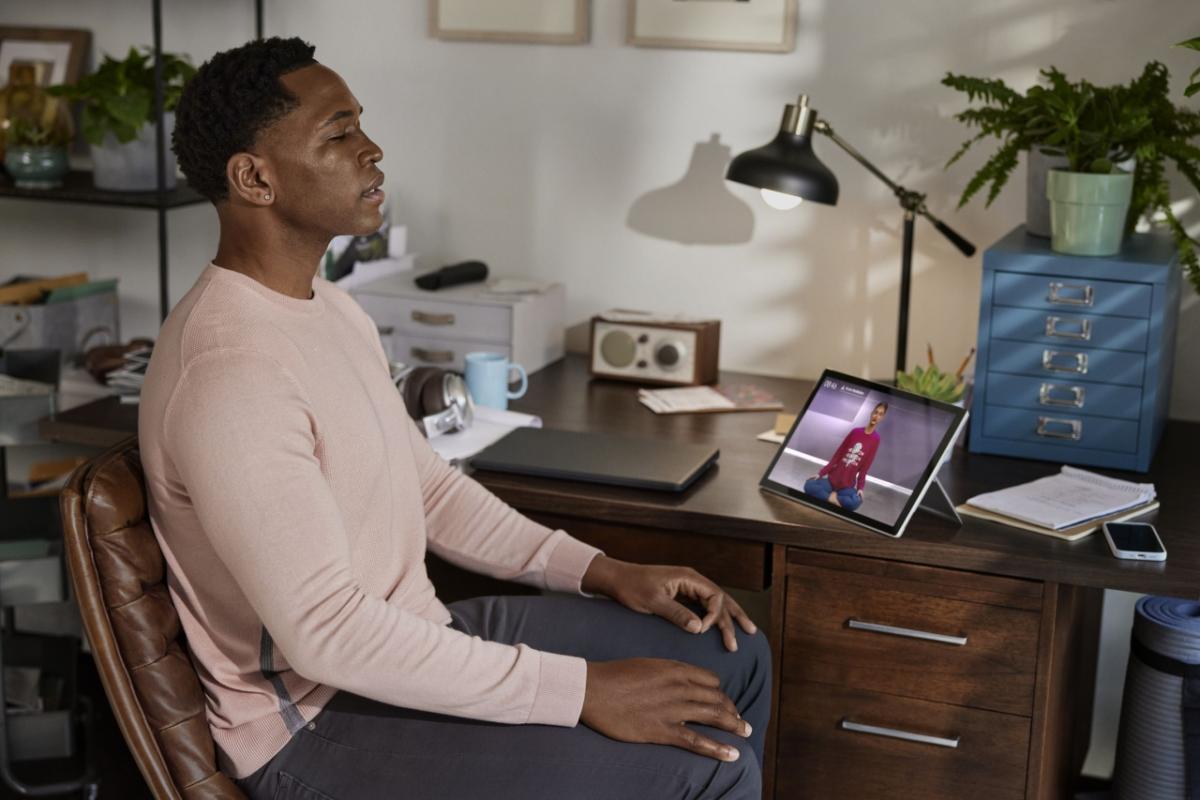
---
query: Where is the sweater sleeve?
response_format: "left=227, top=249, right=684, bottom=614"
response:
left=163, top=348, right=587, bottom=728
left=405, top=414, right=604, bottom=595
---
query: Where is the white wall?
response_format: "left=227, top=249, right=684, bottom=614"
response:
left=3, top=0, right=1198, bottom=410
left=4, top=0, right=1199, bottom=779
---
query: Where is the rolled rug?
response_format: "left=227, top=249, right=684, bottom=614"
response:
left=1113, top=596, right=1200, bottom=800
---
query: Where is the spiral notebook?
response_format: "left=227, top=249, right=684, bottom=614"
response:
left=958, top=466, right=1158, bottom=541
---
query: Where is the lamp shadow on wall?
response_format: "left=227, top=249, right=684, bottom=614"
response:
left=626, top=133, right=755, bottom=246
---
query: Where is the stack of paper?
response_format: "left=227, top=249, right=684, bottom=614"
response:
left=638, top=384, right=782, bottom=415
left=106, top=345, right=152, bottom=404
left=959, top=466, right=1158, bottom=541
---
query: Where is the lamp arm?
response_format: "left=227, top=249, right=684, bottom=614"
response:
left=815, top=120, right=976, bottom=257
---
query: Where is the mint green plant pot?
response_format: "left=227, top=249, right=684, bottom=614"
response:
left=1046, top=169, right=1133, bottom=256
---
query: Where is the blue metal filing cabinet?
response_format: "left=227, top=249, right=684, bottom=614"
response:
left=970, top=226, right=1180, bottom=472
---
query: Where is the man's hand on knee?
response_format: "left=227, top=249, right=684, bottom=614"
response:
left=580, top=658, right=751, bottom=762
left=582, top=556, right=757, bottom=652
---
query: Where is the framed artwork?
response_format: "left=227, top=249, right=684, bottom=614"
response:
left=0, top=27, right=90, bottom=87
left=627, top=0, right=797, bottom=53
left=430, top=0, right=590, bottom=44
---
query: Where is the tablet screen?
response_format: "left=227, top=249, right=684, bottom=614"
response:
left=760, top=370, right=967, bottom=537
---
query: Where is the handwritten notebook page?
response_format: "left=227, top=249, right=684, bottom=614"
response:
left=966, top=466, right=1156, bottom=531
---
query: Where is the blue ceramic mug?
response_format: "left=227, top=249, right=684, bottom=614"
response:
left=464, top=352, right=527, bottom=410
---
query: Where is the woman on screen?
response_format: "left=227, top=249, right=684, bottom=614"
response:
left=803, top=402, right=888, bottom=512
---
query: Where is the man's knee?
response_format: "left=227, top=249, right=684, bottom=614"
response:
left=698, top=745, right=762, bottom=799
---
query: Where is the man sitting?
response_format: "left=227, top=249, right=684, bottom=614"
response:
left=138, top=36, right=770, bottom=800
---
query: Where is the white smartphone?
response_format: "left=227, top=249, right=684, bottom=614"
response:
left=1102, top=521, right=1167, bottom=561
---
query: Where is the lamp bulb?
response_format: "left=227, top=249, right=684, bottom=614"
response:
left=760, top=189, right=803, bottom=210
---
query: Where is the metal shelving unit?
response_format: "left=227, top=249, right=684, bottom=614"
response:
left=0, top=4, right=265, bottom=794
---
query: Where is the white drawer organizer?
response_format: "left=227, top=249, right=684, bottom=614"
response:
left=351, top=273, right=565, bottom=374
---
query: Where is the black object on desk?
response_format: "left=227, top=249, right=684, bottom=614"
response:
left=414, top=260, right=488, bottom=291
left=471, top=427, right=719, bottom=492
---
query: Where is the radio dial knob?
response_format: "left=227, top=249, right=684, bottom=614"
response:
left=655, top=340, right=686, bottom=370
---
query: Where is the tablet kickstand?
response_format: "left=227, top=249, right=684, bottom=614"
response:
left=919, top=476, right=962, bottom=525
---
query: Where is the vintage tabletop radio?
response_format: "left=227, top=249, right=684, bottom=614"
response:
left=589, top=310, right=720, bottom=386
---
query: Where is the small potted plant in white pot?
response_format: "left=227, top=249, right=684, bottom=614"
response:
left=49, top=47, right=195, bottom=192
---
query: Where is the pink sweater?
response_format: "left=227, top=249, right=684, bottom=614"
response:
left=138, top=264, right=603, bottom=778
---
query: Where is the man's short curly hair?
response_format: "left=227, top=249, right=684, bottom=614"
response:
left=173, top=37, right=317, bottom=203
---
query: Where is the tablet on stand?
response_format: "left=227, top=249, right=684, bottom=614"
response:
left=760, top=370, right=968, bottom=538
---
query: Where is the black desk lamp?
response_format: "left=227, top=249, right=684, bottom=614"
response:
left=726, top=95, right=977, bottom=376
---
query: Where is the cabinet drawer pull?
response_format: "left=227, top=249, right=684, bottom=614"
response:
left=1042, top=349, right=1088, bottom=374
left=411, top=346, right=454, bottom=364
left=1039, top=382, right=1085, bottom=409
left=840, top=719, right=960, bottom=749
left=412, top=310, right=456, bottom=326
left=1045, top=315, right=1092, bottom=341
left=846, top=619, right=967, bottom=647
left=1047, top=281, right=1095, bottom=307
left=376, top=324, right=395, bottom=336
left=1037, top=416, right=1082, bottom=441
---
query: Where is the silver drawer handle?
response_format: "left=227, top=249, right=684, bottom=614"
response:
left=411, top=346, right=454, bottom=364
left=1045, top=315, right=1092, bottom=341
left=1047, top=281, right=1095, bottom=307
left=1039, top=382, right=1086, bottom=409
left=840, top=719, right=960, bottom=749
left=412, top=310, right=456, bottom=326
left=847, top=619, right=967, bottom=647
left=1042, top=349, right=1088, bottom=375
left=1037, top=416, right=1082, bottom=441
left=376, top=324, right=395, bottom=336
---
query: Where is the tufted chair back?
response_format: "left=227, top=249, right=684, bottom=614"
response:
left=60, top=435, right=246, bottom=800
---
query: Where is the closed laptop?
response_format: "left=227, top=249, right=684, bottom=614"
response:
left=470, top=428, right=719, bottom=492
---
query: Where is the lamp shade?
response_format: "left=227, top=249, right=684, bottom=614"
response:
left=726, top=96, right=839, bottom=206
left=726, top=131, right=839, bottom=206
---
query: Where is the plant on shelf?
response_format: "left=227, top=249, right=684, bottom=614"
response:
left=942, top=63, right=1200, bottom=286
left=896, top=345, right=974, bottom=405
left=48, top=47, right=195, bottom=192
left=1, top=61, right=73, bottom=189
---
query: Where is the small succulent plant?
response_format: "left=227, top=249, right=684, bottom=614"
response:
left=896, top=345, right=975, bottom=404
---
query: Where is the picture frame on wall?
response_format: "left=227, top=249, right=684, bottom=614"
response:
left=430, top=0, right=590, bottom=45
left=0, top=26, right=91, bottom=87
left=627, top=0, right=797, bottom=53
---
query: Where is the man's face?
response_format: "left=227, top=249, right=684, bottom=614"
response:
left=869, top=405, right=887, bottom=426
left=256, top=64, right=385, bottom=237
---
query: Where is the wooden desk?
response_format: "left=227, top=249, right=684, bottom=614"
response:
left=476, top=356, right=1197, bottom=800
left=42, top=356, right=1198, bottom=798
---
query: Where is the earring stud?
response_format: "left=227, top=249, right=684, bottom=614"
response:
left=264, top=193, right=272, bottom=201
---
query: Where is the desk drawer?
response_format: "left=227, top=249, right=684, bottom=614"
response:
left=381, top=333, right=510, bottom=372
left=983, top=404, right=1140, bottom=454
left=987, top=339, right=1145, bottom=387
left=990, top=306, right=1149, bottom=352
left=985, top=372, right=1142, bottom=420
left=785, top=554, right=1039, bottom=716
left=993, top=271, right=1152, bottom=317
left=775, top=681, right=1029, bottom=800
left=357, top=293, right=512, bottom=343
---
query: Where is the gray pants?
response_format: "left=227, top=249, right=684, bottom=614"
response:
left=239, top=593, right=772, bottom=799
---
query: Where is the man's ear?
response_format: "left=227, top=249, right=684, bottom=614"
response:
left=226, top=152, right=274, bottom=206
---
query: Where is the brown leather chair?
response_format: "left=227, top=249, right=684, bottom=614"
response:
left=60, top=435, right=245, bottom=800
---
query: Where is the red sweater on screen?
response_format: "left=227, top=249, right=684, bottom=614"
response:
left=818, top=427, right=881, bottom=491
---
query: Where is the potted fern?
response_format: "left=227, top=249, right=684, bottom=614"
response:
left=49, top=47, right=195, bottom=191
left=943, top=63, right=1200, bottom=287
